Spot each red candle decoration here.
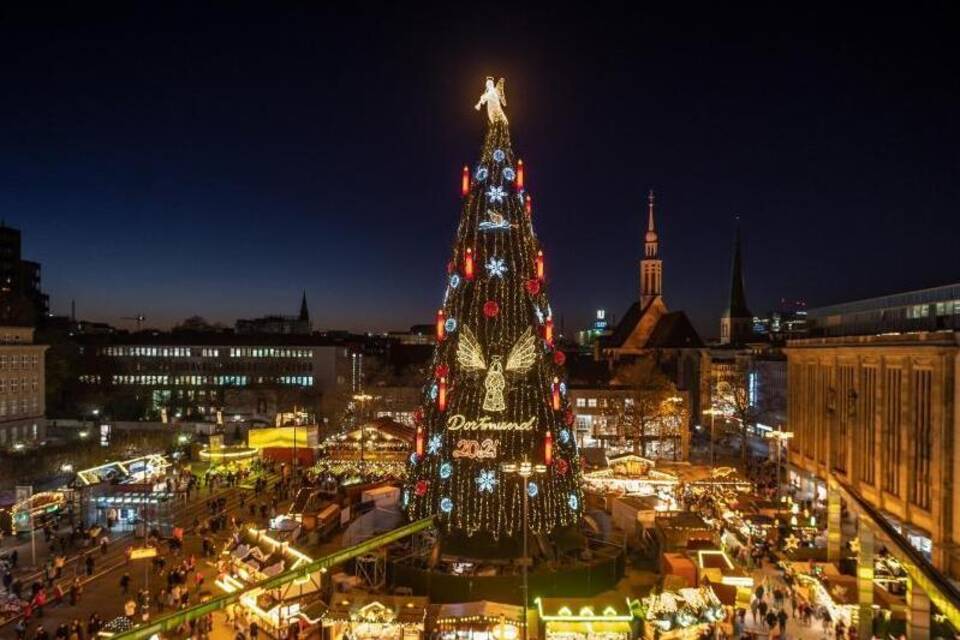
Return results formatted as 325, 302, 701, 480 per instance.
436, 309, 446, 342
544, 318, 554, 346
553, 350, 566, 366
524, 194, 532, 217
552, 376, 561, 411
525, 278, 541, 295
535, 250, 545, 281
483, 300, 500, 318
517, 159, 525, 189
461, 165, 470, 196
415, 479, 429, 496
544, 429, 553, 466
438, 376, 447, 412
416, 425, 425, 458
464, 248, 475, 281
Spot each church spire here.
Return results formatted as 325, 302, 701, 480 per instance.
719, 219, 754, 345
640, 189, 663, 307
298, 290, 310, 323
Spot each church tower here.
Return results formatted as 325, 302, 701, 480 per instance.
719, 222, 754, 345
640, 190, 663, 307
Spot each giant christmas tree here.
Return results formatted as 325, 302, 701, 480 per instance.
404, 78, 582, 550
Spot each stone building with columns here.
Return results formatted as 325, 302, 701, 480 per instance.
786, 284, 960, 637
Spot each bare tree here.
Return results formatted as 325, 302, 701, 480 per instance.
715, 361, 780, 463
605, 358, 685, 459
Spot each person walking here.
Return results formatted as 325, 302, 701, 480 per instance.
120, 572, 130, 595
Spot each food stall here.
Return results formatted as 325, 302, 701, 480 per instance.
433, 600, 525, 640
641, 587, 725, 640
535, 594, 636, 640
654, 513, 719, 554
321, 594, 428, 640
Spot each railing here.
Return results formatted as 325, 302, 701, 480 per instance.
833, 478, 960, 629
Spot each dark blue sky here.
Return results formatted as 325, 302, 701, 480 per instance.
2, 4, 957, 338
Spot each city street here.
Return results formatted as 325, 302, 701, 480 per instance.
1, 473, 283, 638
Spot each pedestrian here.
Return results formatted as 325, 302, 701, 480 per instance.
120, 572, 130, 595
84, 555, 94, 577
249, 620, 259, 639
33, 625, 50, 640
777, 608, 788, 633
99, 535, 109, 556
15, 618, 26, 640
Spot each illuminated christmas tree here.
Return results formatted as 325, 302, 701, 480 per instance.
404, 78, 582, 550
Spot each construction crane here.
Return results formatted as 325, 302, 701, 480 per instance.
121, 314, 146, 331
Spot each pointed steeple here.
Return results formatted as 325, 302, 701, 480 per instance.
640, 189, 663, 307
298, 290, 310, 323
719, 219, 753, 344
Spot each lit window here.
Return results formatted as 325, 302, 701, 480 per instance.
587, 398, 597, 408
575, 398, 585, 408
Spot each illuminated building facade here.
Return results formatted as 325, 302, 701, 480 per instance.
786, 328, 960, 579
0, 326, 47, 447
0, 224, 49, 326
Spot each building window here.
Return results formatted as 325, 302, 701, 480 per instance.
587, 398, 597, 408
882, 368, 902, 496
910, 369, 932, 510
859, 367, 877, 486
575, 398, 585, 408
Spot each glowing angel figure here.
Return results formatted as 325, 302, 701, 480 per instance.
457, 325, 537, 412
475, 77, 508, 124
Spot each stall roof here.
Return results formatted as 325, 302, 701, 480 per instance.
436, 600, 524, 624
324, 594, 428, 625
535, 593, 636, 620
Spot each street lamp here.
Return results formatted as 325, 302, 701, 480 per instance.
764, 427, 794, 501
352, 393, 374, 471
702, 407, 722, 466
500, 458, 546, 640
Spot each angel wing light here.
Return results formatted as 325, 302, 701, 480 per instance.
456, 326, 537, 413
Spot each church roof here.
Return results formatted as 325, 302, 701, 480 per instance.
600, 301, 704, 351
646, 311, 705, 348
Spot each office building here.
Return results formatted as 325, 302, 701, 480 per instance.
0, 326, 46, 446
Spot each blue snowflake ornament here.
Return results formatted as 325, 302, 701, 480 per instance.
427, 434, 442, 455
486, 185, 506, 203
440, 497, 454, 513
475, 166, 489, 181
493, 149, 506, 163
486, 257, 507, 278
568, 493, 579, 511
527, 482, 539, 498
559, 429, 571, 444
476, 469, 497, 493
439, 462, 452, 479
503, 167, 515, 182
449, 274, 461, 289
429, 384, 438, 400
444, 317, 458, 333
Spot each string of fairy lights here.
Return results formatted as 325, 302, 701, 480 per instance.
403, 118, 583, 540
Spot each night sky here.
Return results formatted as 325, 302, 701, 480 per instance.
1, 4, 957, 338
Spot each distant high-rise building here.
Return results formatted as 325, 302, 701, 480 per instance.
0, 224, 49, 326
719, 223, 753, 345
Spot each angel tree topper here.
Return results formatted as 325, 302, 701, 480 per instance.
404, 78, 582, 549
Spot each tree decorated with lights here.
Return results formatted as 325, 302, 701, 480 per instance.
403, 78, 582, 548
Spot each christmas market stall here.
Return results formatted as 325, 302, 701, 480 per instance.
692, 549, 753, 590
216, 525, 324, 636
198, 444, 260, 478
653, 513, 718, 554
432, 600, 525, 640
582, 454, 679, 505
311, 417, 413, 485
641, 587, 725, 640
535, 594, 637, 640
321, 594, 428, 640
76, 454, 177, 535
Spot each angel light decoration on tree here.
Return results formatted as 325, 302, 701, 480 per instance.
404, 78, 582, 550
475, 76, 508, 124
457, 326, 537, 412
